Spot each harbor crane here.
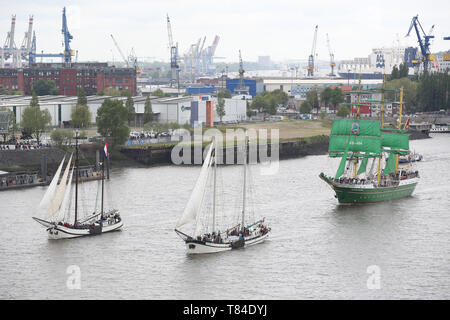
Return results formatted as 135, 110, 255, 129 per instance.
61, 7, 73, 63
29, 7, 73, 65
326, 33, 336, 77
110, 34, 129, 67
307, 25, 318, 77
234, 50, 248, 95
166, 14, 179, 88
405, 15, 434, 72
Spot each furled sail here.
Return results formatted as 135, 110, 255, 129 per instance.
39, 156, 65, 210
357, 157, 369, 175
329, 120, 382, 158
175, 144, 213, 234
335, 148, 349, 179
46, 153, 73, 218
383, 154, 396, 175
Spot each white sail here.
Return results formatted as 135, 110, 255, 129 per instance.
176, 144, 213, 234
56, 165, 74, 223
39, 156, 65, 210
46, 153, 73, 218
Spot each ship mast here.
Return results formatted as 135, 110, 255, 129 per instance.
354, 71, 362, 178
212, 137, 216, 234
395, 87, 404, 174
377, 74, 386, 185
74, 130, 79, 225
241, 135, 247, 233
101, 151, 105, 218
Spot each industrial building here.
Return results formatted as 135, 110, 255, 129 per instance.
0, 94, 247, 128
0, 63, 137, 96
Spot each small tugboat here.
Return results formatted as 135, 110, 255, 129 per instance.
33, 132, 123, 239
319, 77, 420, 204
175, 136, 270, 254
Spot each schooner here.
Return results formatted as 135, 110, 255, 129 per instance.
33, 132, 123, 239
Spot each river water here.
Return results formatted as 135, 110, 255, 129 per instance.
1, 134, 449, 299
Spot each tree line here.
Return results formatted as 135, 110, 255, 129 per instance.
386, 63, 449, 114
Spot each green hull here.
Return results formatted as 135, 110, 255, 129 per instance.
319, 173, 418, 204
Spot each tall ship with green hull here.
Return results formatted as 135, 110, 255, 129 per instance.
320, 84, 419, 204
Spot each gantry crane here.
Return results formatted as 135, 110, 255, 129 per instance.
326, 33, 336, 77
406, 15, 434, 72
307, 25, 318, 77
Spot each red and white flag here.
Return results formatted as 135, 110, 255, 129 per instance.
104, 140, 108, 158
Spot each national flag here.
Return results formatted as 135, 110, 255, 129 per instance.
104, 140, 108, 158
404, 118, 410, 130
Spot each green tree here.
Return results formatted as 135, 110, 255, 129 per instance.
51, 129, 73, 146
71, 104, 92, 128
330, 87, 345, 109
300, 101, 312, 114
32, 79, 59, 95
216, 97, 226, 123
218, 89, 232, 99
102, 87, 121, 97
320, 87, 333, 108
21, 92, 52, 144
143, 96, 154, 124
336, 106, 350, 117
77, 87, 88, 105
386, 77, 418, 113
251, 96, 268, 113
152, 89, 165, 97
96, 98, 130, 146
416, 71, 450, 112
0, 85, 7, 95
125, 93, 136, 126
319, 110, 326, 120
271, 89, 289, 106
246, 100, 253, 118
306, 89, 320, 110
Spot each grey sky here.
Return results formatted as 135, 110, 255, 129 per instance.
1, 0, 449, 64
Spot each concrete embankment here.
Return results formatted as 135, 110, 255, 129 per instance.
119, 135, 330, 165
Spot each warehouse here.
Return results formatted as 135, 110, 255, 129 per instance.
0, 94, 247, 128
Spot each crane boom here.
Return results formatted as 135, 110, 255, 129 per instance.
110, 34, 129, 67
326, 33, 336, 76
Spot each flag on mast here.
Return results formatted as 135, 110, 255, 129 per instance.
104, 140, 108, 158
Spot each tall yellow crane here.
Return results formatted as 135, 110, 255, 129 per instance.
326, 33, 336, 77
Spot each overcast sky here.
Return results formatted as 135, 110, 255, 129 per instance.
1, 0, 449, 64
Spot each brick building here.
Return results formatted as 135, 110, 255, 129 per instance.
0, 63, 136, 96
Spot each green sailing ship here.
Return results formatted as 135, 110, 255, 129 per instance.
319, 82, 420, 204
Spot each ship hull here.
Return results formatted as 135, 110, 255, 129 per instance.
184, 233, 270, 254
320, 174, 418, 204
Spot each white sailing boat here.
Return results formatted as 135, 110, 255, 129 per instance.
32, 132, 123, 239
174, 136, 271, 254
